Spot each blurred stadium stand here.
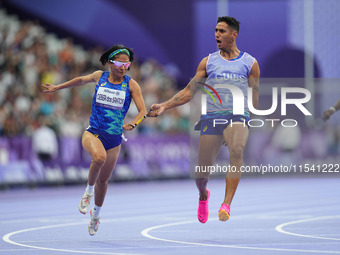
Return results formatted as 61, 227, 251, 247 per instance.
0, 3, 190, 186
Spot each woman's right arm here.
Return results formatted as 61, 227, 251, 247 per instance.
42, 70, 102, 93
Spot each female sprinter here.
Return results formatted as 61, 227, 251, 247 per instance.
42, 45, 147, 236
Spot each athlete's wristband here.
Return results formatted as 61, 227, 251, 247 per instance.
329, 107, 336, 113
129, 123, 136, 129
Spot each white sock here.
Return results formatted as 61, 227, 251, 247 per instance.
86, 184, 94, 195
93, 205, 101, 218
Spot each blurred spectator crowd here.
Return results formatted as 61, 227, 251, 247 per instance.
0, 9, 190, 139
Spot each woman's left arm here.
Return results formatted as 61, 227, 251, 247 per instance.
123, 79, 147, 131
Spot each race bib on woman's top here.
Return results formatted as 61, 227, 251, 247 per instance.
96, 87, 126, 110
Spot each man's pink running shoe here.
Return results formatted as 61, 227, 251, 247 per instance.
218, 203, 230, 221
197, 189, 210, 223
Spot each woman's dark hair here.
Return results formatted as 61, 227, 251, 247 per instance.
99, 44, 134, 66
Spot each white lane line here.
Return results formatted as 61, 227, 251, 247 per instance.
275, 215, 340, 241
2, 220, 145, 255
141, 217, 340, 254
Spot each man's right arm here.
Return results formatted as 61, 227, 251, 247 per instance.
150, 57, 208, 116
323, 99, 340, 121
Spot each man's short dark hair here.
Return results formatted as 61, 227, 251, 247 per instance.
217, 16, 240, 33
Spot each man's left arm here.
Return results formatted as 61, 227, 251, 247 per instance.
248, 59, 260, 109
